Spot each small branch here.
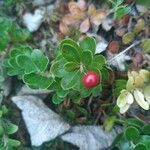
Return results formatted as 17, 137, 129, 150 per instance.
88, 95, 93, 114
107, 41, 140, 65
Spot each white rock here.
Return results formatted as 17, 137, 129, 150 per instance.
102, 18, 113, 31
136, 5, 147, 13
61, 126, 121, 150
32, 0, 53, 6
23, 9, 45, 32
12, 95, 70, 146
108, 53, 130, 71
95, 41, 108, 54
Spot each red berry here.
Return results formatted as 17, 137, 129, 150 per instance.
82, 72, 100, 89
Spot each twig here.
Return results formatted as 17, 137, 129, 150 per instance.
88, 95, 93, 114
107, 41, 140, 64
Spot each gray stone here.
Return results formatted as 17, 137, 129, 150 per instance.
61, 126, 121, 150
12, 95, 70, 146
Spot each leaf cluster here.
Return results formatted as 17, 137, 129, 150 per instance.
0, 17, 31, 52
0, 105, 21, 150
108, 0, 131, 19
3, 45, 53, 89
3, 36, 108, 104
112, 118, 150, 150
50, 37, 107, 104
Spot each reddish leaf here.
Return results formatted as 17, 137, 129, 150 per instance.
80, 18, 90, 33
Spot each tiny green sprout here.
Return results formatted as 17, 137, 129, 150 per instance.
108, 0, 131, 19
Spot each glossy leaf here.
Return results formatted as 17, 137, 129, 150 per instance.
62, 44, 81, 62
31, 49, 49, 72
122, 32, 134, 45
64, 62, 80, 72
23, 73, 53, 89
81, 50, 93, 67
8, 139, 21, 147
80, 37, 96, 54
60, 38, 81, 53
134, 143, 147, 150
61, 70, 81, 90
16, 55, 38, 74
50, 58, 68, 78
4, 122, 18, 135
52, 94, 64, 104
125, 126, 140, 141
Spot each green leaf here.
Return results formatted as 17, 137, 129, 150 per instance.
1, 105, 8, 115
117, 0, 124, 5
10, 48, 23, 57
8, 58, 24, 73
50, 58, 68, 78
115, 6, 131, 19
56, 88, 69, 98
111, 132, 124, 147
60, 38, 81, 53
23, 73, 53, 89
31, 49, 49, 72
125, 118, 145, 129
10, 28, 30, 42
134, 143, 147, 150
5, 122, 18, 134
0, 125, 4, 136
9, 23, 30, 42
125, 126, 140, 141
16, 55, 38, 74
76, 106, 88, 116
0, 32, 9, 51
81, 51, 93, 68
64, 62, 80, 72
8, 139, 21, 147
0, 17, 12, 32
104, 116, 116, 132
10, 46, 32, 57
52, 94, 64, 104
142, 125, 150, 135
3, 58, 24, 76
62, 44, 81, 62
80, 37, 96, 54
91, 83, 102, 97
61, 70, 81, 90
73, 79, 92, 98
135, 0, 149, 5
122, 32, 135, 45
65, 109, 76, 121
138, 135, 150, 149
118, 140, 133, 150
69, 91, 81, 104
114, 79, 127, 97
101, 67, 109, 81
141, 39, 150, 53
92, 55, 106, 69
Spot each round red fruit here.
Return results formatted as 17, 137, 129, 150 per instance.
82, 72, 100, 89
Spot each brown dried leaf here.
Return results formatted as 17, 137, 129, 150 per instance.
62, 15, 78, 25
59, 22, 70, 35
108, 40, 120, 54
72, 11, 85, 20
90, 9, 106, 26
79, 18, 90, 33
68, 1, 81, 15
